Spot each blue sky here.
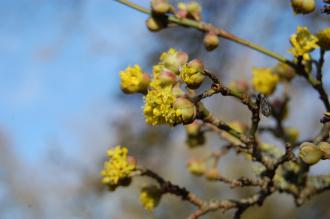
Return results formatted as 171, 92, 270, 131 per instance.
0, 0, 153, 162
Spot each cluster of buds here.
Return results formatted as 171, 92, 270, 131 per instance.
119, 48, 208, 126
299, 142, 330, 165
146, 1, 203, 32
176, 1, 202, 21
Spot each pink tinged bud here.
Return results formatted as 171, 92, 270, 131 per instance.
151, 0, 171, 14
229, 80, 249, 94
176, 9, 188, 18
159, 69, 177, 86
188, 59, 204, 72
127, 155, 137, 166
176, 51, 189, 65
174, 97, 196, 124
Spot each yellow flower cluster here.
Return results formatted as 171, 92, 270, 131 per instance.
100, 146, 136, 186
252, 67, 279, 96
289, 26, 319, 60
119, 65, 150, 94
139, 185, 162, 211
144, 86, 179, 126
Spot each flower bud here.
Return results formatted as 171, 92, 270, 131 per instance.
205, 168, 220, 180
187, 159, 205, 176
174, 97, 196, 124
272, 62, 296, 81
291, 0, 316, 14
299, 142, 322, 165
151, 0, 171, 14
187, 2, 202, 21
203, 32, 219, 51
160, 49, 189, 74
180, 59, 205, 89
139, 185, 162, 211
318, 141, 330, 159
285, 127, 299, 143
146, 17, 165, 32
317, 27, 330, 51
229, 80, 249, 94
172, 84, 185, 97
185, 121, 206, 147
159, 69, 177, 86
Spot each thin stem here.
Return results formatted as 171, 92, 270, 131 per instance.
115, 0, 293, 65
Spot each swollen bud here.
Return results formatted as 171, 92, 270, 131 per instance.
146, 17, 165, 32
151, 0, 171, 14
203, 32, 219, 51
180, 59, 205, 89
160, 49, 189, 74
291, 0, 316, 14
272, 62, 296, 81
229, 80, 249, 94
187, 159, 205, 176
174, 97, 196, 124
159, 69, 177, 86
299, 142, 322, 165
317, 27, 330, 51
318, 141, 330, 159
185, 121, 206, 147
205, 168, 220, 181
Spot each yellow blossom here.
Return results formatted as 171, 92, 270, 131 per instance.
119, 65, 150, 94
143, 86, 179, 126
139, 185, 162, 211
252, 67, 279, 96
180, 59, 205, 89
100, 146, 136, 187
289, 26, 319, 60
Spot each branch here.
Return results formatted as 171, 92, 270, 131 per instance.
114, 0, 293, 65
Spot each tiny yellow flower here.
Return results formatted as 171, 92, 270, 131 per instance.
120, 65, 150, 94
100, 146, 136, 187
143, 86, 179, 126
252, 67, 279, 96
316, 27, 330, 51
139, 185, 162, 211
289, 26, 319, 60
180, 59, 205, 89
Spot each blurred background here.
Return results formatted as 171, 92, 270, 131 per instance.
0, 0, 330, 218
